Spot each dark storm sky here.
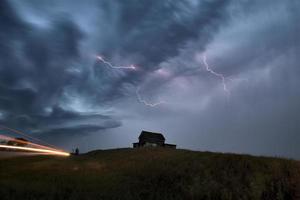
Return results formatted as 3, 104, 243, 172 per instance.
0, 0, 299, 158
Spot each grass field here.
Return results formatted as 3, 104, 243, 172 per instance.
0, 148, 299, 200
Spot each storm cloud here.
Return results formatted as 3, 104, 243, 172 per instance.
0, 0, 299, 158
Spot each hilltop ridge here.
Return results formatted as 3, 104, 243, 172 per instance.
0, 148, 299, 200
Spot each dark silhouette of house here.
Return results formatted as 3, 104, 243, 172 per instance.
133, 130, 176, 148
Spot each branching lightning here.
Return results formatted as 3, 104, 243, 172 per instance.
95, 55, 165, 108
136, 87, 165, 107
96, 55, 136, 70
202, 54, 230, 96
95, 53, 239, 107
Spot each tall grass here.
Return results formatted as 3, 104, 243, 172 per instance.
0, 148, 299, 200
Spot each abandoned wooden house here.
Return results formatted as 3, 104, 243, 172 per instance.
133, 130, 176, 148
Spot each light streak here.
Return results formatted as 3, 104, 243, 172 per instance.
96, 56, 136, 70
0, 145, 70, 156
136, 87, 165, 107
0, 125, 63, 151
202, 54, 230, 96
0, 134, 58, 151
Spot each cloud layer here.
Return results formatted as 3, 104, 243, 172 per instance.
0, 0, 299, 158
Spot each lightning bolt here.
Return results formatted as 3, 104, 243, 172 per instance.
95, 53, 243, 106
95, 55, 165, 107
136, 87, 166, 107
202, 54, 230, 96
96, 55, 136, 70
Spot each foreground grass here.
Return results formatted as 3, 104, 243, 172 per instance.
0, 148, 299, 200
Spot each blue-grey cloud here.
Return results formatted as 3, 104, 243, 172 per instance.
0, 0, 299, 158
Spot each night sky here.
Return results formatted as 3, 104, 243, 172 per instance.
0, 0, 299, 159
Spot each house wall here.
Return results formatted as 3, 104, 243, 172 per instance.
164, 144, 176, 149
139, 139, 164, 146
144, 142, 158, 147
133, 143, 139, 148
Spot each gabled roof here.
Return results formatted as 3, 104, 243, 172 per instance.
139, 130, 165, 142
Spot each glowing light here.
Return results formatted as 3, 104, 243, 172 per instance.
0, 134, 58, 151
202, 54, 230, 96
96, 55, 136, 70
136, 87, 165, 107
0, 144, 70, 156
155, 68, 171, 77
0, 125, 63, 151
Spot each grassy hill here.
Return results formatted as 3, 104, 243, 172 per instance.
0, 148, 299, 200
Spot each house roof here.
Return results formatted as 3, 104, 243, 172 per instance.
139, 130, 165, 142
